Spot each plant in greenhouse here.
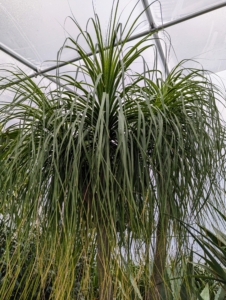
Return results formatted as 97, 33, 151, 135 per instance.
0, 1, 225, 299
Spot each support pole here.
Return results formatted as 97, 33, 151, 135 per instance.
141, 0, 170, 76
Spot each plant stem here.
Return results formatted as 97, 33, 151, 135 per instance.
150, 209, 169, 300
97, 223, 113, 300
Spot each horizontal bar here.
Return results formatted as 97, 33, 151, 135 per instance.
157, 1, 226, 30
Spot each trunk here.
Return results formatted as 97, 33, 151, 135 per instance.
145, 239, 152, 300
149, 210, 169, 300
97, 224, 113, 300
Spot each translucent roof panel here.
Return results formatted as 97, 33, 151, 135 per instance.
0, 0, 149, 69
150, 0, 226, 25
158, 6, 226, 72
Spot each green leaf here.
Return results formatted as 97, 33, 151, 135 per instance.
215, 286, 226, 300
200, 284, 210, 300
129, 275, 143, 300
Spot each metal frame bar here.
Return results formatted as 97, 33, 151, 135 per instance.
1, 1, 226, 81
157, 1, 226, 30
0, 42, 39, 73
129, 1, 226, 41
141, 0, 169, 76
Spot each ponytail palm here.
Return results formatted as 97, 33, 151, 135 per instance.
138, 67, 225, 298
0, 2, 225, 299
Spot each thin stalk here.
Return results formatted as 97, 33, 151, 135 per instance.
145, 236, 151, 300
150, 209, 170, 300
97, 223, 113, 300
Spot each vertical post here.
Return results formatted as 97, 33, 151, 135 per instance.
141, 0, 170, 77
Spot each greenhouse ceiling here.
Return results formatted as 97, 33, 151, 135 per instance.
1, 0, 226, 80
